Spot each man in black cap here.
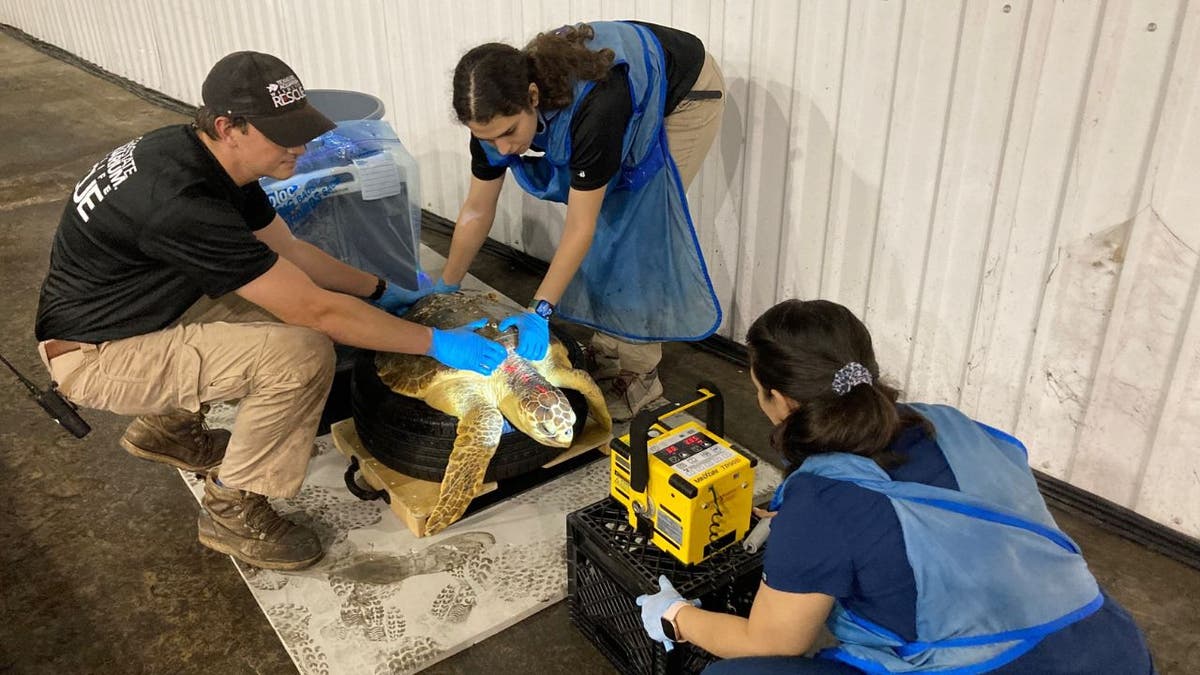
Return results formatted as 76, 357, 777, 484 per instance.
33, 51, 507, 570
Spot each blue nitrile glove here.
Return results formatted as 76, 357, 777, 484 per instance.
635, 575, 701, 652
497, 311, 549, 361
429, 277, 461, 295
375, 280, 434, 315
427, 319, 507, 375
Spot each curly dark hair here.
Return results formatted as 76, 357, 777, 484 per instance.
452, 23, 615, 124
746, 299, 932, 472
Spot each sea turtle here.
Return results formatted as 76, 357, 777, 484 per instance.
375, 290, 612, 535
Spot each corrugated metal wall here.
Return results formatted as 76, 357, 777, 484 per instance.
3, 0, 1197, 538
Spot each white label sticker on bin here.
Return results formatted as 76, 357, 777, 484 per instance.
353, 153, 403, 200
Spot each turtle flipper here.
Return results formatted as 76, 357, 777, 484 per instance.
423, 384, 504, 536
375, 351, 439, 398
535, 342, 613, 436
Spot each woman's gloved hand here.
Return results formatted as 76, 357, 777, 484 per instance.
636, 575, 700, 652
374, 280, 434, 315
429, 278, 462, 295
497, 312, 549, 361
426, 319, 507, 375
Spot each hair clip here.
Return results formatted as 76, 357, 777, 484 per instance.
832, 362, 873, 396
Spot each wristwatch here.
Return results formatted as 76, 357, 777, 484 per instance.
660, 600, 689, 643
531, 298, 555, 319
367, 277, 387, 301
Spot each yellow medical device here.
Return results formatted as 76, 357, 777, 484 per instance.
608, 383, 756, 565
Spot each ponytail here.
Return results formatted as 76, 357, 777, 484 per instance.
524, 24, 614, 109
747, 299, 931, 471
770, 375, 915, 470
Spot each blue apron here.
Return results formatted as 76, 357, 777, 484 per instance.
480, 21, 721, 341
769, 404, 1102, 674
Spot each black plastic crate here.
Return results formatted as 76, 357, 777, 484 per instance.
567, 497, 764, 675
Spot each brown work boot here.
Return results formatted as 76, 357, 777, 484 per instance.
197, 473, 323, 570
120, 405, 229, 474
604, 369, 665, 422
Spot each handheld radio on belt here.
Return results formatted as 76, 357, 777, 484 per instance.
0, 351, 91, 438
609, 383, 755, 565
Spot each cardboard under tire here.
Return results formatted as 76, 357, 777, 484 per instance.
332, 417, 611, 537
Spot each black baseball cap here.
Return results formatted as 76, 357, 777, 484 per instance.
202, 51, 336, 147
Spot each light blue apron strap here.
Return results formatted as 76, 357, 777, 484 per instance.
975, 421, 1028, 458
840, 606, 908, 643
895, 495, 1079, 553
768, 468, 800, 511
822, 641, 1045, 675
624, 21, 654, 115
895, 594, 1103, 656
823, 594, 1102, 674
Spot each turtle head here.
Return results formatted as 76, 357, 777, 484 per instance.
497, 368, 576, 448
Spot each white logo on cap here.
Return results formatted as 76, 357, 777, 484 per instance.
267, 75, 305, 108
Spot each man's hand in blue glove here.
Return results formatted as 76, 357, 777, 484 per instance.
497, 311, 549, 361
429, 278, 461, 296
426, 319, 507, 375
374, 279, 433, 316
635, 575, 701, 652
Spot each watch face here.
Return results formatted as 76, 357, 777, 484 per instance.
660, 616, 677, 642
534, 299, 554, 318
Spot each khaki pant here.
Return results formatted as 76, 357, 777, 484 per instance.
664, 51, 726, 189
596, 52, 726, 373
39, 295, 335, 498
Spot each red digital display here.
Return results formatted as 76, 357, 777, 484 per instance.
655, 430, 718, 466
662, 432, 713, 455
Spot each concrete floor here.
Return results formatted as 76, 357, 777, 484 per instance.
1, 31, 1196, 674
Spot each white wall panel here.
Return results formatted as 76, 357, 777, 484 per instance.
2, 0, 1197, 538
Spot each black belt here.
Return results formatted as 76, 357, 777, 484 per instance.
683, 90, 723, 101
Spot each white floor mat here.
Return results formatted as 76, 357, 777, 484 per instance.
184, 413, 780, 675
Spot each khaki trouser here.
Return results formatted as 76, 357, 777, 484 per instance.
664, 51, 727, 187
38, 294, 335, 497
594, 52, 726, 374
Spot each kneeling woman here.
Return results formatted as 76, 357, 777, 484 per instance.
637, 299, 1155, 674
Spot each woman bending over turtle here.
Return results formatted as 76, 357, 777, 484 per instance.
430, 21, 726, 422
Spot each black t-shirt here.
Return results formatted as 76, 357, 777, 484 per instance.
471, 22, 705, 191
35, 125, 278, 343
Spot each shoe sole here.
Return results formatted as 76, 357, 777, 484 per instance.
197, 514, 324, 571
120, 437, 221, 475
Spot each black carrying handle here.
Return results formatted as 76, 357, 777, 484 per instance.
628, 383, 726, 495
628, 407, 660, 495
344, 456, 390, 503
696, 380, 725, 438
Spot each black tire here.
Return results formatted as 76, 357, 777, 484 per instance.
351, 328, 589, 482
